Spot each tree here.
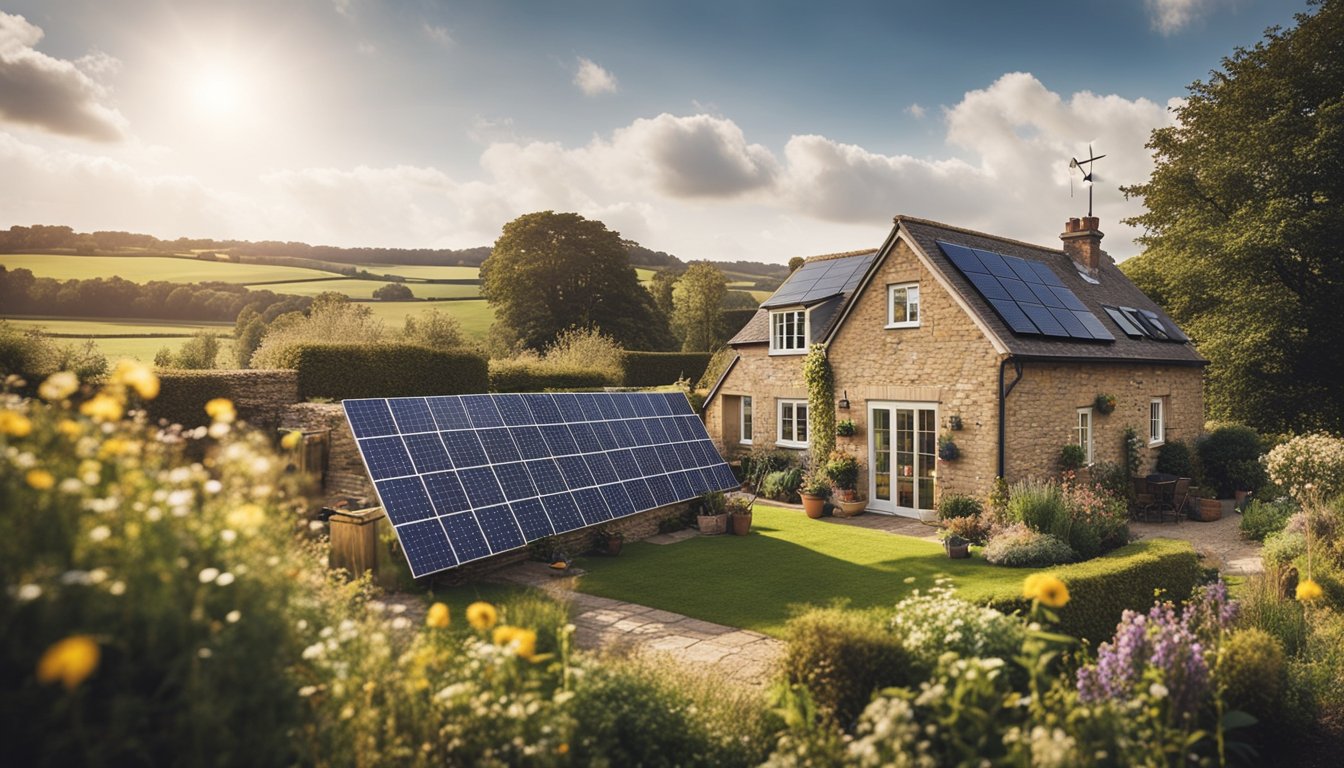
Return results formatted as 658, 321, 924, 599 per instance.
372, 283, 414, 301
1121, 0, 1344, 433
233, 306, 266, 368
670, 262, 727, 352
480, 211, 674, 351
649, 268, 681, 318
401, 308, 464, 350
788, 256, 805, 273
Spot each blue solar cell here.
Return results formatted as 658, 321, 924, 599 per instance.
648, 393, 674, 416
938, 241, 988, 274
522, 394, 563, 424
632, 446, 665, 476
1000, 277, 1039, 304
492, 395, 535, 426
588, 421, 617, 446
643, 418, 670, 444
509, 426, 551, 460
661, 417, 688, 441
567, 422, 602, 453
607, 420, 637, 448
540, 494, 584, 533
657, 444, 685, 470
439, 512, 490, 562
710, 463, 740, 490
494, 462, 538, 501
388, 398, 436, 433
682, 415, 710, 439
508, 498, 554, 539
584, 453, 620, 485
422, 471, 470, 515
967, 272, 1011, 300
1051, 286, 1089, 312
1028, 282, 1066, 308
457, 467, 506, 507
345, 399, 398, 438
554, 455, 596, 489
476, 428, 521, 464
1075, 311, 1116, 341
396, 519, 457, 576
631, 394, 658, 418
538, 424, 580, 456
1029, 261, 1066, 287
690, 439, 721, 467
625, 419, 653, 446
575, 393, 605, 421
685, 469, 712, 495
662, 392, 692, 415
612, 395, 639, 419
674, 442, 699, 469
599, 484, 636, 518
646, 474, 678, 507
427, 396, 472, 431
473, 504, 524, 552
593, 393, 622, 420
461, 394, 504, 428
572, 487, 613, 524
1020, 303, 1069, 336
360, 436, 416, 480
1104, 306, 1144, 337
987, 299, 1039, 334
1005, 254, 1041, 284
609, 449, 643, 480
524, 458, 567, 495
973, 249, 1017, 279
552, 393, 587, 422
376, 477, 437, 523
623, 479, 657, 511
668, 470, 695, 500
439, 430, 488, 468
1049, 307, 1092, 339
403, 433, 452, 474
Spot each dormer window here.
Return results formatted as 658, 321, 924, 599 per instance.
769, 309, 807, 354
886, 283, 920, 328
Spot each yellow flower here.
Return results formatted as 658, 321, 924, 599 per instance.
1296, 578, 1324, 602
492, 625, 537, 661
113, 359, 160, 400
39, 371, 79, 401
1024, 573, 1070, 608
37, 635, 100, 690
281, 430, 303, 450
57, 419, 82, 439
99, 438, 130, 459
466, 601, 498, 631
426, 602, 450, 628
25, 469, 55, 490
205, 398, 236, 423
226, 503, 266, 534
80, 393, 124, 423
0, 409, 32, 437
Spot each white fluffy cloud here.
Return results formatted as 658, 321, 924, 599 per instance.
573, 57, 617, 96
1146, 0, 1217, 35
0, 12, 128, 142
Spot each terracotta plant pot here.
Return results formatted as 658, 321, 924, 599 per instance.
801, 493, 827, 519
697, 513, 727, 535
1192, 497, 1223, 522
834, 498, 867, 517
834, 488, 856, 503
944, 539, 971, 559
604, 537, 623, 556
731, 513, 752, 536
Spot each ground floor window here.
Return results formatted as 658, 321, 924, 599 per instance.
1076, 407, 1093, 464
777, 399, 808, 448
740, 396, 753, 444
1149, 398, 1165, 446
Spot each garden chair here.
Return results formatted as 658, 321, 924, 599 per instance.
1131, 477, 1155, 521
1162, 477, 1191, 523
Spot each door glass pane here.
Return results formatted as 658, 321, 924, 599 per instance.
896, 409, 914, 508
917, 409, 936, 511
872, 409, 890, 501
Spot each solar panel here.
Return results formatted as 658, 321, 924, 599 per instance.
937, 241, 1115, 342
759, 251, 877, 308
344, 392, 739, 577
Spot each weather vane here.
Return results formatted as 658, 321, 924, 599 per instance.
1069, 145, 1106, 217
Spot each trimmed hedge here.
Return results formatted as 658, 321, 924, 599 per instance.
147, 369, 298, 429
977, 538, 1203, 644
618, 352, 713, 387
293, 343, 488, 400
488, 360, 611, 393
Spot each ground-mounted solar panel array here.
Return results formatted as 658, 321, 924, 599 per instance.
936, 240, 1115, 342
344, 392, 740, 577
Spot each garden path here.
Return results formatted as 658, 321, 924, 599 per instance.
1129, 510, 1262, 575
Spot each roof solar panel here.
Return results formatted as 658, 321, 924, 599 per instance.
1104, 306, 1144, 337
1019, 302, 1069, 336
1048, 306, 1092, 339
1029, 261, 1066, 287
346, 392, 739, 577
939, 241, 987, 274
1005, 255, 1041, 284
1075, 311, 1116, 341
966, 272, 1011, 300
989, 298, 1041, 334
759, 251, 876, 308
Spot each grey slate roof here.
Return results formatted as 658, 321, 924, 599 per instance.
727, 216, 1205, 366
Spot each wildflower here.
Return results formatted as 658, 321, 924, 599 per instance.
298, 685, 318, 697
1024, 573, 1070, 608
391, 617, 411, 630
205, 398, 236, 423
226, 503, 265, 534
113, 359, 159, 400
80, 394, 124, 423
17, 584, 42, 601
466, 601, 498, 631
36, 635, 100, 690
226, 610, 241, 623
0, 409, 32, 437
39, 371, 79, 401
493, 625, 538, 661
426, 602, 450, 628
57, 419, 81, 439
1149, 682, 1168, 699
281, 430, 303, 450
89, 526, 111, 542
25, 469, 55, 490
1296, 578, 1324, 602
215, 572, 235, 586
198, 568, 220, 584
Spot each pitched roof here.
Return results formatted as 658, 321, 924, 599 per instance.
728, 249, 876, 346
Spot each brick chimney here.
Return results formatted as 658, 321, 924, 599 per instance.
1060, 216, 1104, 276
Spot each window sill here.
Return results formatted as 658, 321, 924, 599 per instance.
1148, 439, 1165, 448
885, 322, 920, 330
768, 349, 807, 356
740, 439, 753, 446
776, 440, 808, 450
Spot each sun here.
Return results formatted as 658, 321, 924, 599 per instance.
190, 67, 243, 116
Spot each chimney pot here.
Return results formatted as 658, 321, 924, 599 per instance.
1061, 218, 1104, 276
1082, 216, 1099, 231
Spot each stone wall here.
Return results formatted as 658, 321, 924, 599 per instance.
150, 369, 299, 430
281, 402, 374, 506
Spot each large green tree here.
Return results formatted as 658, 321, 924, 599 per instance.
480, 211, 674, 351
1121, 0, 1344, 433
670, 262, 727, 352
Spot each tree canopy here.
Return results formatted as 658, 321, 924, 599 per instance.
1121, 0, 1344, 433
480, 211, 674, 351
671, 262, 727, 352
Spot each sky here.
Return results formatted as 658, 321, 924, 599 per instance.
0, 0, 1313, 264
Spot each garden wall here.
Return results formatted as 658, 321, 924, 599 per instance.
281, 402, 374, 505
149, 369, 299, 430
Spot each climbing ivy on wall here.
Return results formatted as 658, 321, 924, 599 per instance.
803, 343, 835, 465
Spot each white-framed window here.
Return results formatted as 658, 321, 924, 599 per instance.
1149, 398, 1166, 446
777, 399, 809, 448
1076, 407, 1093, 465
740, 396, 753, 445
886, 283, 920, 328
769, 309, 807, 354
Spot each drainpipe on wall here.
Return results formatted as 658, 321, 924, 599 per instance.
997, 357, 1023, 479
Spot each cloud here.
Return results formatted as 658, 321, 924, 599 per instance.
0, 12, 128, 142
607, 113, 778, 197
1146, 0, 1216, 35
906, 103, 926, 119
573, 57, 617, 96
423, 23, 454, 48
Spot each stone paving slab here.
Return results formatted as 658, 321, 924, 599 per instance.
1130, 509, 1263, 575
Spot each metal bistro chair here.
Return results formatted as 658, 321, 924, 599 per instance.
1166, 477, 1192, 523
1131, 476, 1156, 521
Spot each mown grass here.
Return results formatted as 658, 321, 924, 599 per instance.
0, 253, 336, 283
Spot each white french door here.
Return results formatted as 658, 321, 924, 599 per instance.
868, 402, 937, 517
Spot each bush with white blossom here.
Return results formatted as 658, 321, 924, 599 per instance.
1263, 432, 1344, 501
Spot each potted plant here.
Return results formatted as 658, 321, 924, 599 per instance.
836, 419, 856, 437
1188, 485, 1222, 522
727, 496, 753, 535
799, 469, 831, 519
1094, 393, 1117, 415
1058, 444, 1087, 473
696, 491, 728, 535
824, 450, 860, 501
943, 533, 971, 559
596, 526, 624, 555
938, 434, 959, 462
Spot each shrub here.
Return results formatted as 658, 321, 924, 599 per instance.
1197, 424, 1264, 497
1058, 444, 1087, 472
982, 523, 1075, 567
250, 295, 387, 368
293, 343, 488, 400
1262, 529, 1307, 569
1237, 572, 1308, 656
618, 351, 713, 387
695, 345, 736, 391
1219, 628, 1286, 719
487, 360, 609, 392
371, 282, 413, 300
156, 330, 221, 370
1060, 479, 1130, 557
544, 327, 625, 385
889, 580, 1026, 676
1156, 440, 1198, 480
742, 447, 798, 487
761, 468, 802, 502
1090, 460, 1132, 504
802, 344, 835, 464
400, 307, 464, 350
1006, 479, 1068, 534
1264, 432, 1344, 502
781, 608, 910, 728
940, 513, 992, 546
823, 450, 859, 492
0, 322, 108, 381
937, 493, 983, 520
1240, 498, 1295, 542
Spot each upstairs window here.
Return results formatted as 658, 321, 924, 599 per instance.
1149, 398, 1166, 446
887, 283, 920, 328
741, 396, 753, 445
770, 309, 807, 354
777, 399, 808, 448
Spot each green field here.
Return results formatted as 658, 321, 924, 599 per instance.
359, 264, 482, 280
358, 300, 495, 338
255, 279, 480, 299
0, 254, 338, 284
4, 317, 231, 336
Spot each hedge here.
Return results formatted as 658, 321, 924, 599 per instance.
488, 360, 611, 393
293, 343, 488, 400
147, 369, 298, 429
975, 538, 1204, 645
618, 352, 713, 388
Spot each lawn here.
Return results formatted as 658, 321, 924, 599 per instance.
0, 253, 339, 283
574, 504, 1029, 637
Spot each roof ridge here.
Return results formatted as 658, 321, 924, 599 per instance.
803, 248, 877, 263
893, 214, 1068, 256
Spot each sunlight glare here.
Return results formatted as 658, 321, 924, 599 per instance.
191, 67, 243, 116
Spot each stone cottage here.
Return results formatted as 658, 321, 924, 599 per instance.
702, 215, 1206, 519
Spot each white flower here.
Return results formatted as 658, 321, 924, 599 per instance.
391, 617, 411, 630
17, 584, 42, 601
59, 478, 83, 494
198, 567, 220, 584
389, 603, 407, 614
226, 610, 241, 623
308, 520, 324, 532
166, 491, 192, 508
60, 570, 91, 585
1149, 682, 1168, 699
296, 619, 309, 631
301, 643, 324, 659
204, 479, 222, 494
198, 648, 213, 659
88, 568, 108, 584
298, 685, 318, 697
215, 572, 235, 586
220, 529, 237, 544
109, 581, 126, 596
89, 526, 111, 542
